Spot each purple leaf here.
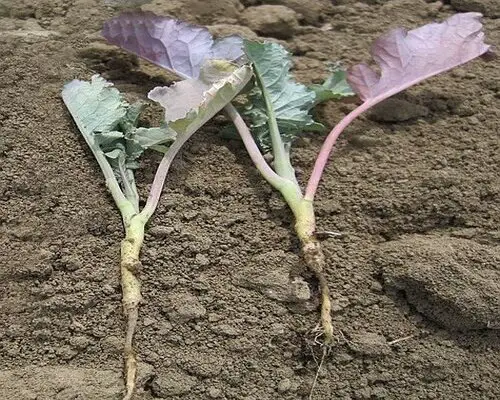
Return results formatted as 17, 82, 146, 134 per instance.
102, 11, 244, 79
347, 13, 491, 103
305, 13, 491, 202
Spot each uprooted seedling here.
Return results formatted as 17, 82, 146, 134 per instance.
62, 53, 251, 398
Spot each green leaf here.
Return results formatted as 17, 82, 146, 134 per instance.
105, 148, 123, 159
131, 126, 176, 149
62, 75, 177, 210
310, 69, 355, 104
62, 75, 177, 166
62, 75, 128, 136
241, 41, 317, 152
95, 130, 124, 148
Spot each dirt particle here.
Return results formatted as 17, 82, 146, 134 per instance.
99, 335, 123, 354
69, 335, 91, 350
55, 345, 78, 360
149, 225, 175, 238
101, 284, 115, 295
211, 323, 242, 337
11, 226, 37, 241
240, 5, 299, 39
151, 369, 198, 397
157, 321, 173, 335
143, 317, 156, 327
136, 362, 155, 390
195, 253, 210, 266
166, 291, 206, 322
354, 387, 372, 399
265, 0, 327, 25
348, 332, 391, 357
370, 98, 429, 122
143, 0, 243, 24
371, 386, 389, 398
59, 255, 83, 271
450, 0, 500, 17
180, 351, 223, 378
208, 24, 258, 40
277, 378, 292, 393
207, 386, 222, 398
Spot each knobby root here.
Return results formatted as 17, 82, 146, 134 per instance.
301, 237, 334, 345
120, 230, 143, 400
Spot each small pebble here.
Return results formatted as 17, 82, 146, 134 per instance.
277, 378, 292, 393
208, 387, 222, 398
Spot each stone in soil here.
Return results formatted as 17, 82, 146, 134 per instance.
240, 5, 299, 39
376, 235, 500, 330
348, 332, 391, 357
450, 0, 500, 17
265, 0, 330, 25
151, 369, 198, 397
166, 290, 207, 322
0, 367, 122, 400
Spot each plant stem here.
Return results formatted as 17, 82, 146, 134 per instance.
304, 100, 374, 202
224, 104, 290, 190
251, 69, 297, 184
120, 214, 146, 400
139, 134, 190, 222
263, 95, 297, 183
118, 161, 140, 213
68, 109, 129, 209
227, 103, 334, 344
293, 199, 334, 345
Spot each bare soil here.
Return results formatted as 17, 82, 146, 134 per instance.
1, 0, 499, 399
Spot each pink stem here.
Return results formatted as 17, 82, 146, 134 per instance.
304, 100, 375, 202
224, 104, 288, 190
139, 135, 189, 222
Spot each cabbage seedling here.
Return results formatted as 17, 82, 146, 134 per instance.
228, 12, 491, 344
62, 63, 251, 399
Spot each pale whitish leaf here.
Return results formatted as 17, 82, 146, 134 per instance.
148, 62, 253, 136
62, 75, 128, 136
148, 80, 207, 122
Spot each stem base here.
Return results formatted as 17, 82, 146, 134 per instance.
120, 216, 145, 400
294, 200, 334, 345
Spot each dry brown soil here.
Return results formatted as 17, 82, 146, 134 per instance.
1, 0, 499, 399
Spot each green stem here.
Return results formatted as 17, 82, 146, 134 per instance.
120, 214, 146, 400
253, 69, 298, 184
263, 94, 295, 181
224, 104, 290, 191
118, 161, 140, 213
68, 107, 129, 209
